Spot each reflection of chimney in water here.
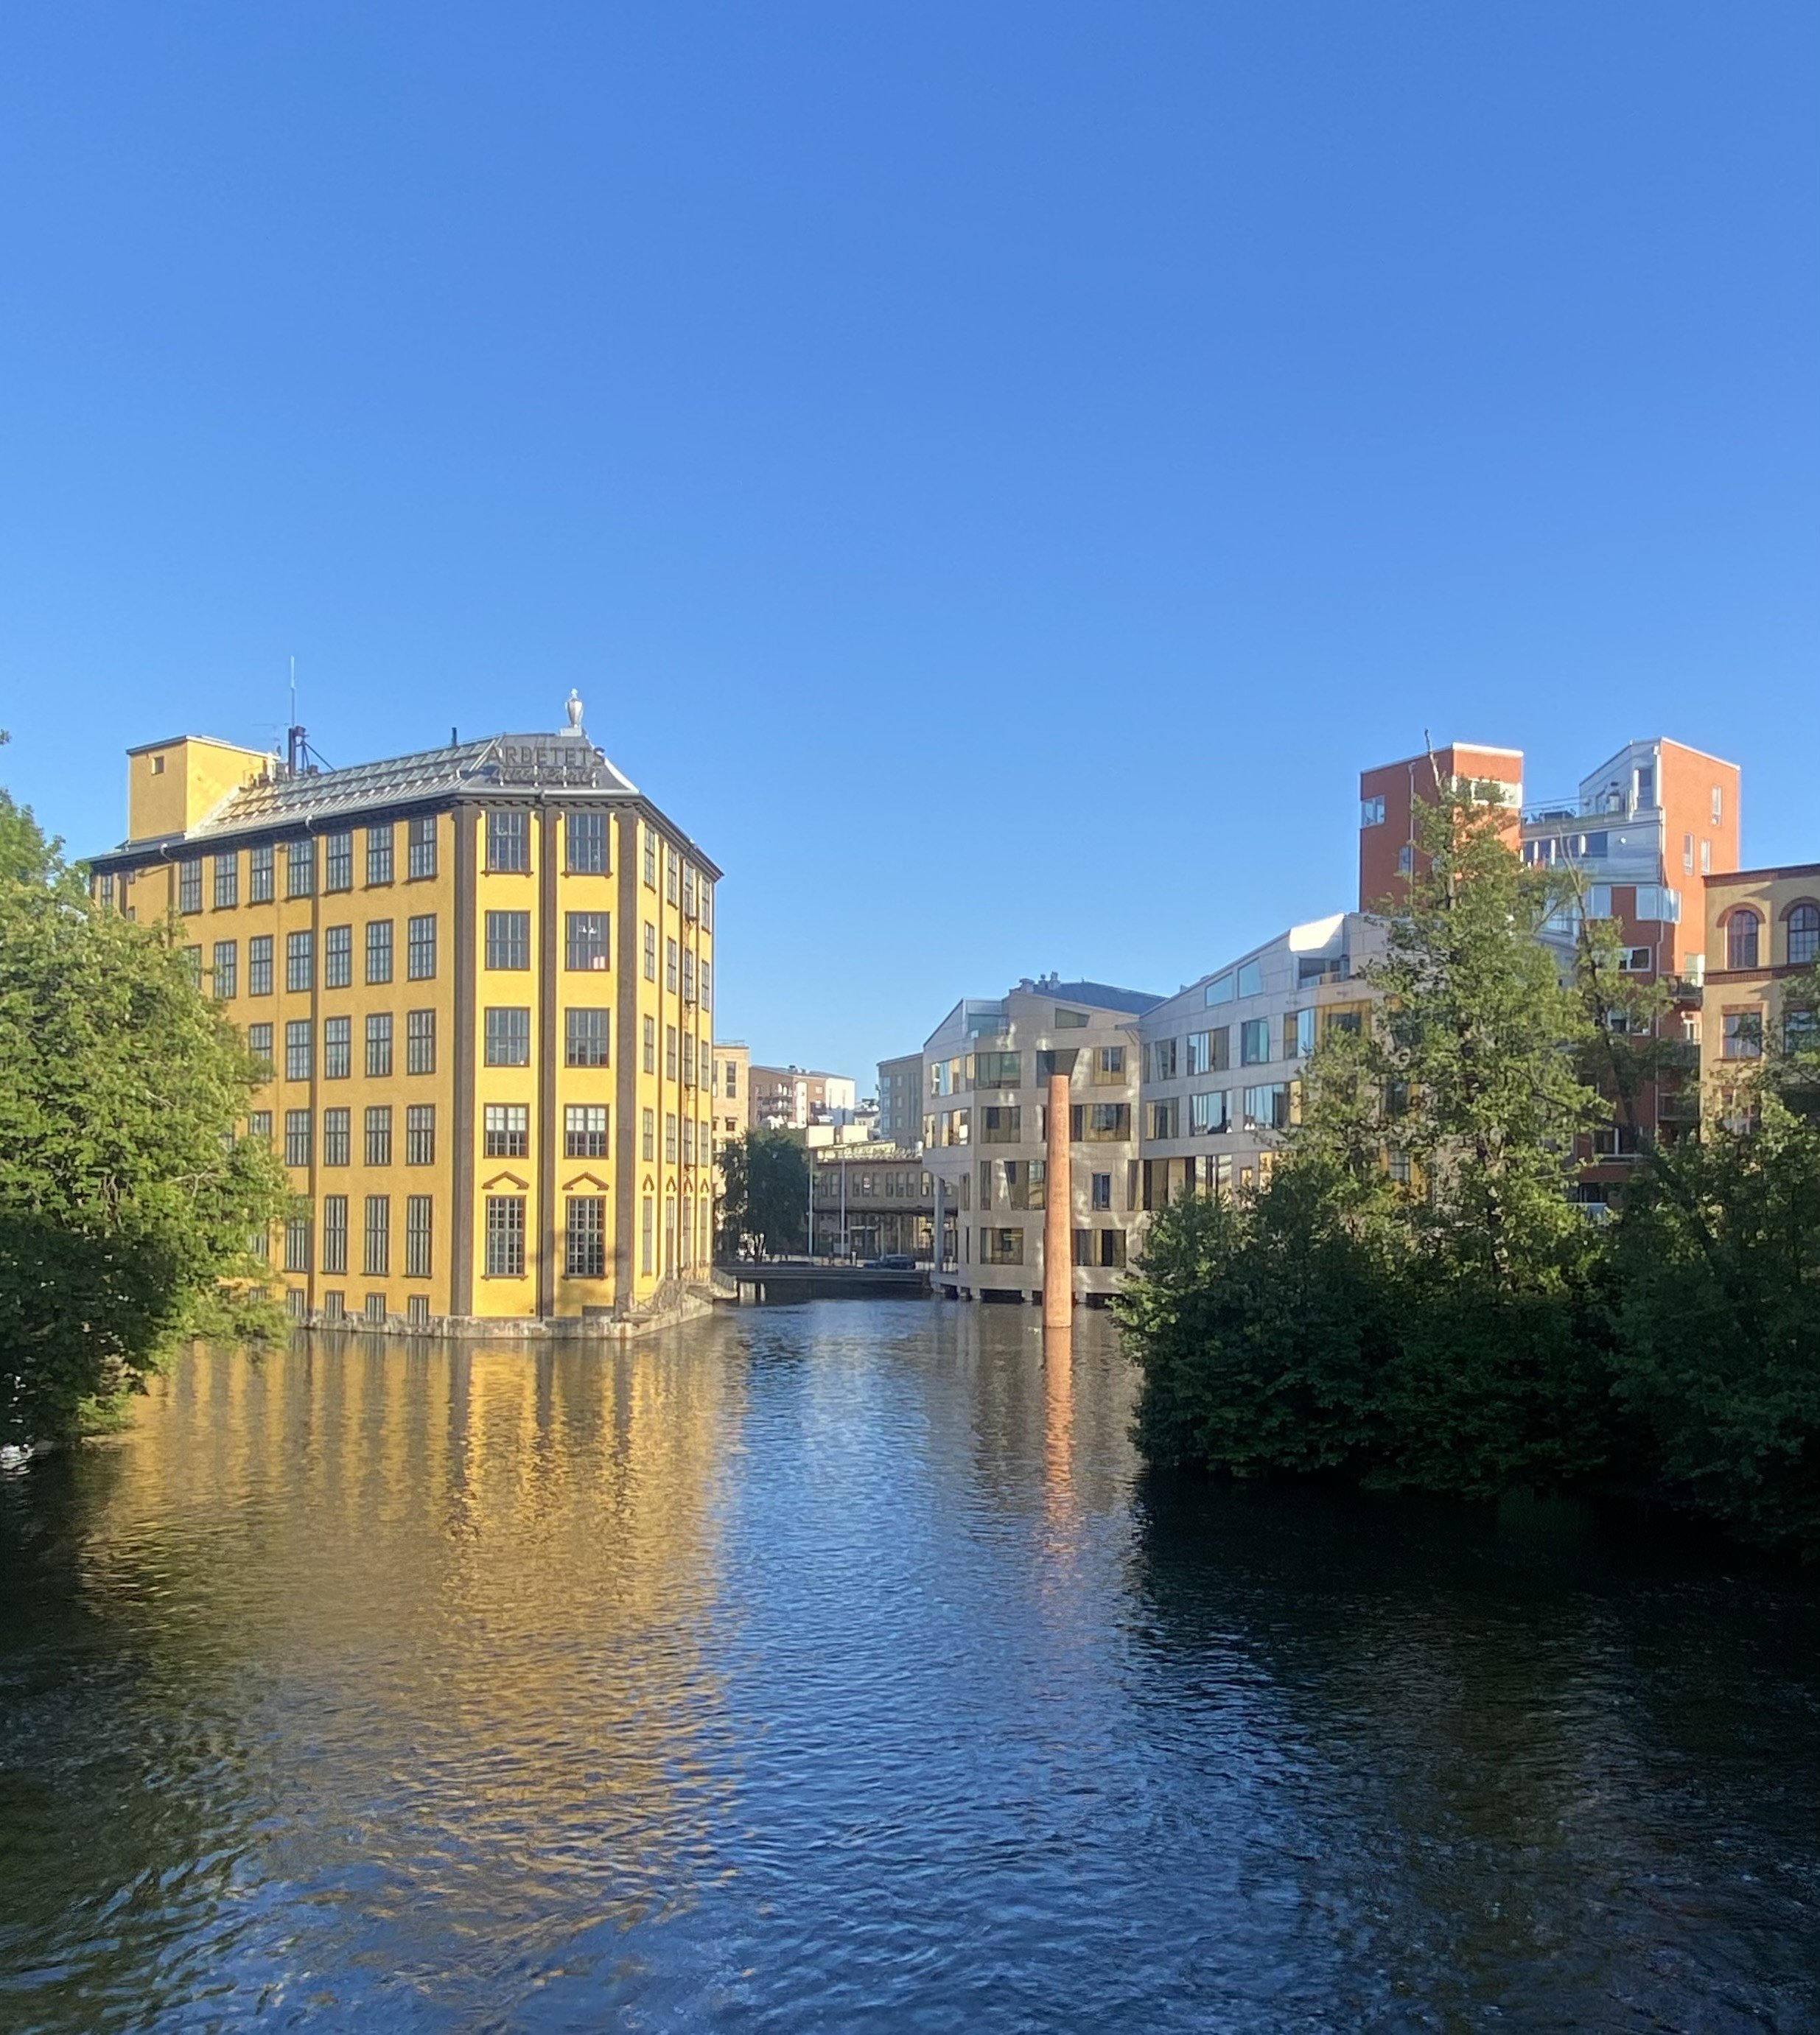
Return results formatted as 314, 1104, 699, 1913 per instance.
1043, 1322, 1074, 1521
1044, 1065, 1074, 1331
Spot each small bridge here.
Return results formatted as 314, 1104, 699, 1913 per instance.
715, 1260, 932, 1305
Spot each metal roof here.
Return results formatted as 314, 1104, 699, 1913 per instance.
91, 729, 719, 874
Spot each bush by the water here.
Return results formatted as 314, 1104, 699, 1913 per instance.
1120, 780, 1820, 1558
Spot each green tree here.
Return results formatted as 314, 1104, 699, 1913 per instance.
1608, 964, 1820, 1553
1125, 771, 1617, 1501
0, 789, 289, 1446
1121, 1156, 1393, 1477
715, 1130, 808, 1257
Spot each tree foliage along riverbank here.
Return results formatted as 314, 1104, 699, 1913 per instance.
717, 1129, 810, 1257
0, 788, 290, 1447
1119, 780, 1820, 1559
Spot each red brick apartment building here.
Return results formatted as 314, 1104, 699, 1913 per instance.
1359, 737, 1742, 1205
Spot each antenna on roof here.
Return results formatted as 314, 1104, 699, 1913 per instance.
286, 656, 308, 777
282, 656, 331, 776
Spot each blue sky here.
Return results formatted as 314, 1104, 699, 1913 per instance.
2, 3, 1815, 1085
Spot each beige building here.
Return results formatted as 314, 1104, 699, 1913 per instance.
1700, 862, 1820, 1093
920, 977, 1158, 1305
748, 1065, 858, 1129
710, 1042, 749, 1157
812, 1146, 934, 1260
875, 1051, 924, 1146
1138, 914, 1382, 1211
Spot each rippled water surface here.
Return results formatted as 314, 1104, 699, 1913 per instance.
3, 1303, 1819, 2033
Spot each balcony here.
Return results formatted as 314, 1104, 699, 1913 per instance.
1522, 794, 1660, 827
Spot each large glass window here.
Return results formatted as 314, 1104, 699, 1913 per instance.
1788, 903, 1820, 968
325, 924, 352, 989
284, 1217, 311, 1274
324, 1015, 351, 1080
178, 858, 203, 914
325, 831, 353, 892
486, 911, 531, 970
407, 814, 437, 879
407, 914, 437, 980
1239, 1019, 1271, 1065
1149, 1099, 1180, 1140
567, 810, 608, 874
485, 1195, 525, 1278
1723, 1011, 1763, 1060
366, 824, 394, 886
1242, 1083, 1292, 1132
975, 1051, 1022, 1089
248, 1023, 273, 1074
981, 1105, 1022, 1143
250, 844, 274, 902
321, 1194, 349, 1273
407, 1009, 436, 1074
567, 1008, 610, 1067
284, 1110, 312, 1168
1189, 1089, 1229, 1134
405, 1196, 433, 1278
365, 1012, 393, 1078
214, 852, 239, 909
1727, 911, 1761, 970
1074, 1102, 1129, 1141
566, 911, 609, 971
486, 810, 529, 873
366, 920, 394, 984
364, 1106, 393, 1166
323, 1108, 351, 1166
980, 1227, 1024, 1265
405, 1104, 435, 1165
287, 838, 315, 898
286, 930, 314, 993
363, 1194, 390, 1275
284, 1020, 312, 1083
484, 1104, 529, 1157
565, 1197, 607, 1278
212, 940, 237, 999
565, 1104, 609, 1157
484, 1008, 531, 1065
248, 934, 273, 997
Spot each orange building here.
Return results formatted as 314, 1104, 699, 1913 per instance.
1357, 743, 1525, 911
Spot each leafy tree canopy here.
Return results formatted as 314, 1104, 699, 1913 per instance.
0, 788, 289, 1445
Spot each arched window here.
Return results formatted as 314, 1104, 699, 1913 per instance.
1786, 901, 1820, 968
1727, 910, 1761, 970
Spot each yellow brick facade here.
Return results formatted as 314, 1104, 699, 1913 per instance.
91, 729, 719, 1331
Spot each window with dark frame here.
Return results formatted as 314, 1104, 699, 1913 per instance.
324, 1015, 351, 1080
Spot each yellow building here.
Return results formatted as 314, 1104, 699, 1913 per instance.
1701, 861, 1820, 1095
89, 703, 721, 1331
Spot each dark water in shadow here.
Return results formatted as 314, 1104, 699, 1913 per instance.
1, 1302, 1816, 2033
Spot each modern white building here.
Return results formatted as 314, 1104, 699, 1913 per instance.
1136, 913, 1384, 1211
920, 976, 1159, 1305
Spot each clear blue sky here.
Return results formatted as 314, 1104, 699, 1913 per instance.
3, 4, 1815, 1085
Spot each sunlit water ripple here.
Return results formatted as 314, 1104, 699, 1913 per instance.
2, 1301, 1817, 2032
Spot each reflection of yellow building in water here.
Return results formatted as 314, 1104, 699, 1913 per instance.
88, 702, 720, 1330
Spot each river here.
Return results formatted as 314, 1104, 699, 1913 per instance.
2, 1302, 1817, 2032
